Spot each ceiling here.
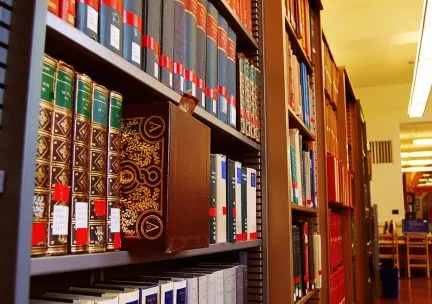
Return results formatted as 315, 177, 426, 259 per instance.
400, 122, 432, 151
322, 0, 424, 88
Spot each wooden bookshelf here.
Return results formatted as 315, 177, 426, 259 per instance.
288, 106, 316, 141
296, 289, 318, 304
291, 204, 318, 214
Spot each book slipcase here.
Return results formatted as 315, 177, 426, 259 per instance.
1, 1, 267, 303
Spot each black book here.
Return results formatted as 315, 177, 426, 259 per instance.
196, 0, 208, 108
226, 159, 236, 242
123, 0, 143, 68
173, 0, 185, 93
76, 1, 99, 40
209, 154, 217, 244
143, 0, 162, 80
99, 1, 123, 55
160, 0, 174, 88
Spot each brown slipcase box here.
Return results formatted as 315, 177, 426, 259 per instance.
120, 102, 210, 252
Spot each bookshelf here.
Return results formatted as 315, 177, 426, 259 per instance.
1, 1, 267, 303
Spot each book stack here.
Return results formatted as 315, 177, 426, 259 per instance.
31, 263, 247, 303
285, 0, 313, 61
286, 37, 316, 132
31, 54, 123, 257
226, 0, 253, 34
47, 1, 261, 142
292, 220, 321, 302
325, 100, 338, 156
288, 129, 317, 209
327, 154, 352, 207
329, 211, 342, 270
330, 265, 345, 304
324, 42, 339, 103
210, 154, 257, 244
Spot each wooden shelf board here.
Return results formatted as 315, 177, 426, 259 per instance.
45, 13, 260, 152
288, 106, 316, 141
284, 15, 313, 73
325, 89, 337, 110
291, 204, 318, 215
329, 201, 352, 210
296, 289, 318, 304
31, 240, 262, 276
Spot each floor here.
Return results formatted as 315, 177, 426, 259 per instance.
377, 277, 432, 303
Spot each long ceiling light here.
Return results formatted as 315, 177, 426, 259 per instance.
408, 0, 432, 118
413, 138, 432, 145
401, 151, 432, 158
402, 166, 432, 172
402, 159, 432, 166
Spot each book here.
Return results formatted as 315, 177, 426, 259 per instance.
68, 286, 139, 304
164, 272, 208, 304
226, 28, 237, 128
160, 0, 175, 88
123, 0, 143, 68
181, 270, 217, 304
184, 0, 198, 97
313, 233, 322, 288
143, 0, 162, 80
47, 61, 75, 256
226, 159, 236, 242
209, 154, 217, 244
112, 279, 174, 304
48, 0, 60, 15
216, 16, 228, 123
196, 0, 207, 108
59, 0, 76, 25
140, 276, 187, 304
88, 83, 109, 253
94, 282, 159, 303
173, 0, 185, 93
70, 73, 93, 254
106, 92, 123, 251
205, 3, 218, 116
196, 265, 237, 304
211, 154, 227, 243
244, 58, 251, 136
240, 166, 248, 241
32, 55, 57, 256
245, 167, 257, 240
182, 268, 224, 304
238, 55, 246, 134
99, 0, 123, 56
37, 291, 119, 304
76, 0, 99, 40
289, 129, 302, 206
234, 161, 244, 241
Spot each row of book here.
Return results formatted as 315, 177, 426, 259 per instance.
329, 211, 342, 271
330, 265, 346, 304
286, 36, 316, 133
327, 154, 352, 207
32, 54, 123, 256
285, 0, 313, 62
226, 0, 253, 33
325, 101, 338, 157
288, 129, 317, 208
31, 263, 247, 303
210, 154, 257, 244
48, 0, 261, 142
292, 220, 322, 302
324, 42, 339, 104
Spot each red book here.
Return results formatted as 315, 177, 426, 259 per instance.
48, 0, 60, 15
241, 0, 247, 29
235, 0, 240, 18
246, 0, 252, 33
327, 155, 337, 203
59, 0, 76, 25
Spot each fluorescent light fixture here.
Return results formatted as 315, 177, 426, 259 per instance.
402, 166, 432, 172
413, 138, 432, 146
401, 151, 432, 158
408, 0, 432, 118
402, 159, 432, 166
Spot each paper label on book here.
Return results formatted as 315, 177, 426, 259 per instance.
75, 202, 88, 229
87, 5, 98, 34
251, 172, 256, 187
180, 77, 184, 92
110, 24, 120, 50
212, 99, 217, 114
192, 82, 196, 96
201, 92, 205, 107
230, 107, 236, 125
221, 96, 227, 114
132, 42, 141, 64
170, 73, 173, 87
110, 208, 120, 233
52, 205, 69, 235
154, 62, 159, 78
221, 160, 226, 180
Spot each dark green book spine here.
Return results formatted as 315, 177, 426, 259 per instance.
227, 159, 236, 242
209, 154, 217, 244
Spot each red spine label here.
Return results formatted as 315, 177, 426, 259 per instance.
101, 0, 123, 13
78, 0, 99, 10
123, 10, 143, 31
32, 222, 46, 246
227, 37, 236, 62
184, 0, 198, 17
207, 14, 218, 42
60, 0, 76, 25
197, 2, 206, 30
217, 26, 228, 53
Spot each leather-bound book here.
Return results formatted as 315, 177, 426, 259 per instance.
76, 0, 99, 40
123, 0, 143, 68
70, 73, 92, 254
196, 0, 207, 108
47, 61, 75, 256
237, 54, 246, 134
99, 0, 123, 56
217, 16, 228, 123
173, 0, 185, 93
226, 159, 236, 242
48, 0, 60, 15
106, 91, 123, 251
32, 55, 57, 256
143, 0, 162, 80
184, 0, 198, 97
205, 3, 218, 116
59, 0, 76, 25
209, 154, 217, 244
88, 84, 109, 253
160, 0, 174, 88
120, 101, 210, 252
226, 27, 236, 128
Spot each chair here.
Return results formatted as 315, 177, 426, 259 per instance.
406, 233, 430, 279
379, 233, 399, 270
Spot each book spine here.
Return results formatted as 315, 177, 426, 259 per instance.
59, 0, 76, 25
160, 0, 175, 88
205, 3, 218, 116
215, 154, 227, 243
88, 84, 109, 253
184, 0, 198, 97
196, 0, 207, 108
217, 16, 228, 123
238, 54, 246, 134
227, 159, 236, 242
123, 0, 143, 68
47, 61, 75, 256
241, 0, 247, 29
48, 0, 60, 15
32, 55, 57, 256
227, 28, 237, 128
247, 168, 257, 240
209, 154, 217, 244
76, 0, 99, 40
70, 73, 92, 254
241, 167, 248, 240
143, 0, 162, 80
235, 0, 240, 19
246, 0, 251, 33
234, 162, 243, 241
106, 91, 123, 251
173, 0, 185, 93
99, 0, 123, 55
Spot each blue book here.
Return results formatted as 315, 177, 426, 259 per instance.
143, 0, 162, 80
99, 1, 123, 55
300, 63, 307, 126
160, 0, 175, 88
94, 282, 159, 304
227, 28, 237, 128
217, 16, 228, 123
184, 0, 198, 97
196, 0, 208, 107
226, 159, 236, 242
205, 3, 218, 116
76, 1, 99, 40
123, 0, 143, 68
173, 0, 185, 93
